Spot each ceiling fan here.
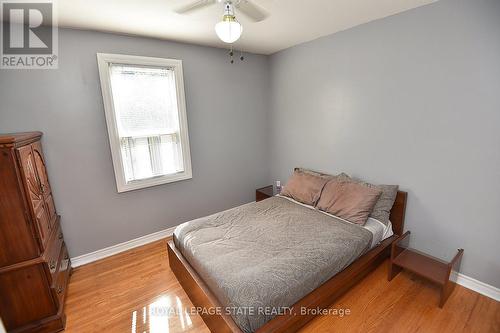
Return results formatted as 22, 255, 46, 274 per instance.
175, 0, 269, 44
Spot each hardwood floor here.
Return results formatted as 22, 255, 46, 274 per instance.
64, 239, 500, 333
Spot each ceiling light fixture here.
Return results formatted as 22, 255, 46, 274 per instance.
215, 2, 242, 44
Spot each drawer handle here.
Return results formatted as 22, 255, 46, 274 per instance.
58, 233, 63, 239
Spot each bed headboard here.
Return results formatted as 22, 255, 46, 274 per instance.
389, 191, 407, 236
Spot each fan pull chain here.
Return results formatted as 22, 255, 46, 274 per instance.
228, 46, 244, 64
229, 45, 234, 64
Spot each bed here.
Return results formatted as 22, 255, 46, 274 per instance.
168, 190, 407, 333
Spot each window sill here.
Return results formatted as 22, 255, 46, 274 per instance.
117, 171, 192, 193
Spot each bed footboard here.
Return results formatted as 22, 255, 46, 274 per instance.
167, 241, 243, 333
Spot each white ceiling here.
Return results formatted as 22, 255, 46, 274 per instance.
56, 0, 436, 55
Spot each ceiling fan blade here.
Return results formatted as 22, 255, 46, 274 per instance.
174, 0, 217, 14
235, 0, 269, 22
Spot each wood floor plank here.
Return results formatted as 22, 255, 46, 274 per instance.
63, 239, 500, 333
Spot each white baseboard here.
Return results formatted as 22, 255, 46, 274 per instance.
452, 272, 500, 302
71, 225, 177, 267
71, 227, 500, 302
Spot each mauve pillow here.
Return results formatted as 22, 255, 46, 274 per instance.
316, 180, 382, 225
295, 168, 334, 180
337, 175, 399, 226
295, 168, 350, 180
281, 170, 329, 206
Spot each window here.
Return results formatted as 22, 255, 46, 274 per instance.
97, 53, 192, 192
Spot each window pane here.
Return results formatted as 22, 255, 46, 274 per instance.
120, 134, 184, 182
110, 64, 185, 183
109, 64, 181, 138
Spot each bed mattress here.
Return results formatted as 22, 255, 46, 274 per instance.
173, 196, 373, 333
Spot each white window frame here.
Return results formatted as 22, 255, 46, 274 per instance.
97, 53, 192, 193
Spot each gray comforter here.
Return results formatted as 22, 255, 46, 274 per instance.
174, 196, 372, 333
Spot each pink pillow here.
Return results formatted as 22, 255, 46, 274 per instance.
281, 170, 329, 206
316, 180, 382, 225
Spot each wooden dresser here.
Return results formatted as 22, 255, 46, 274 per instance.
0, 132, 71, 333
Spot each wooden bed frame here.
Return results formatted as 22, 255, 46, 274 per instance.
168, 191, 408, 333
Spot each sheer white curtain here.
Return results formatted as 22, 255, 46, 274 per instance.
109, 64, 184, 182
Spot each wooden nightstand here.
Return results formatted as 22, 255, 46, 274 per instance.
388, 231, 464, 307
256, 185, 278, 202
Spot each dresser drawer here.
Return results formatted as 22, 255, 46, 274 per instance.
43, 219, 64, 282
53, 244, 71, 308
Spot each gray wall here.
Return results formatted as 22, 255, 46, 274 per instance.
269, 0, 500, 287
0, 28, 271, 257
